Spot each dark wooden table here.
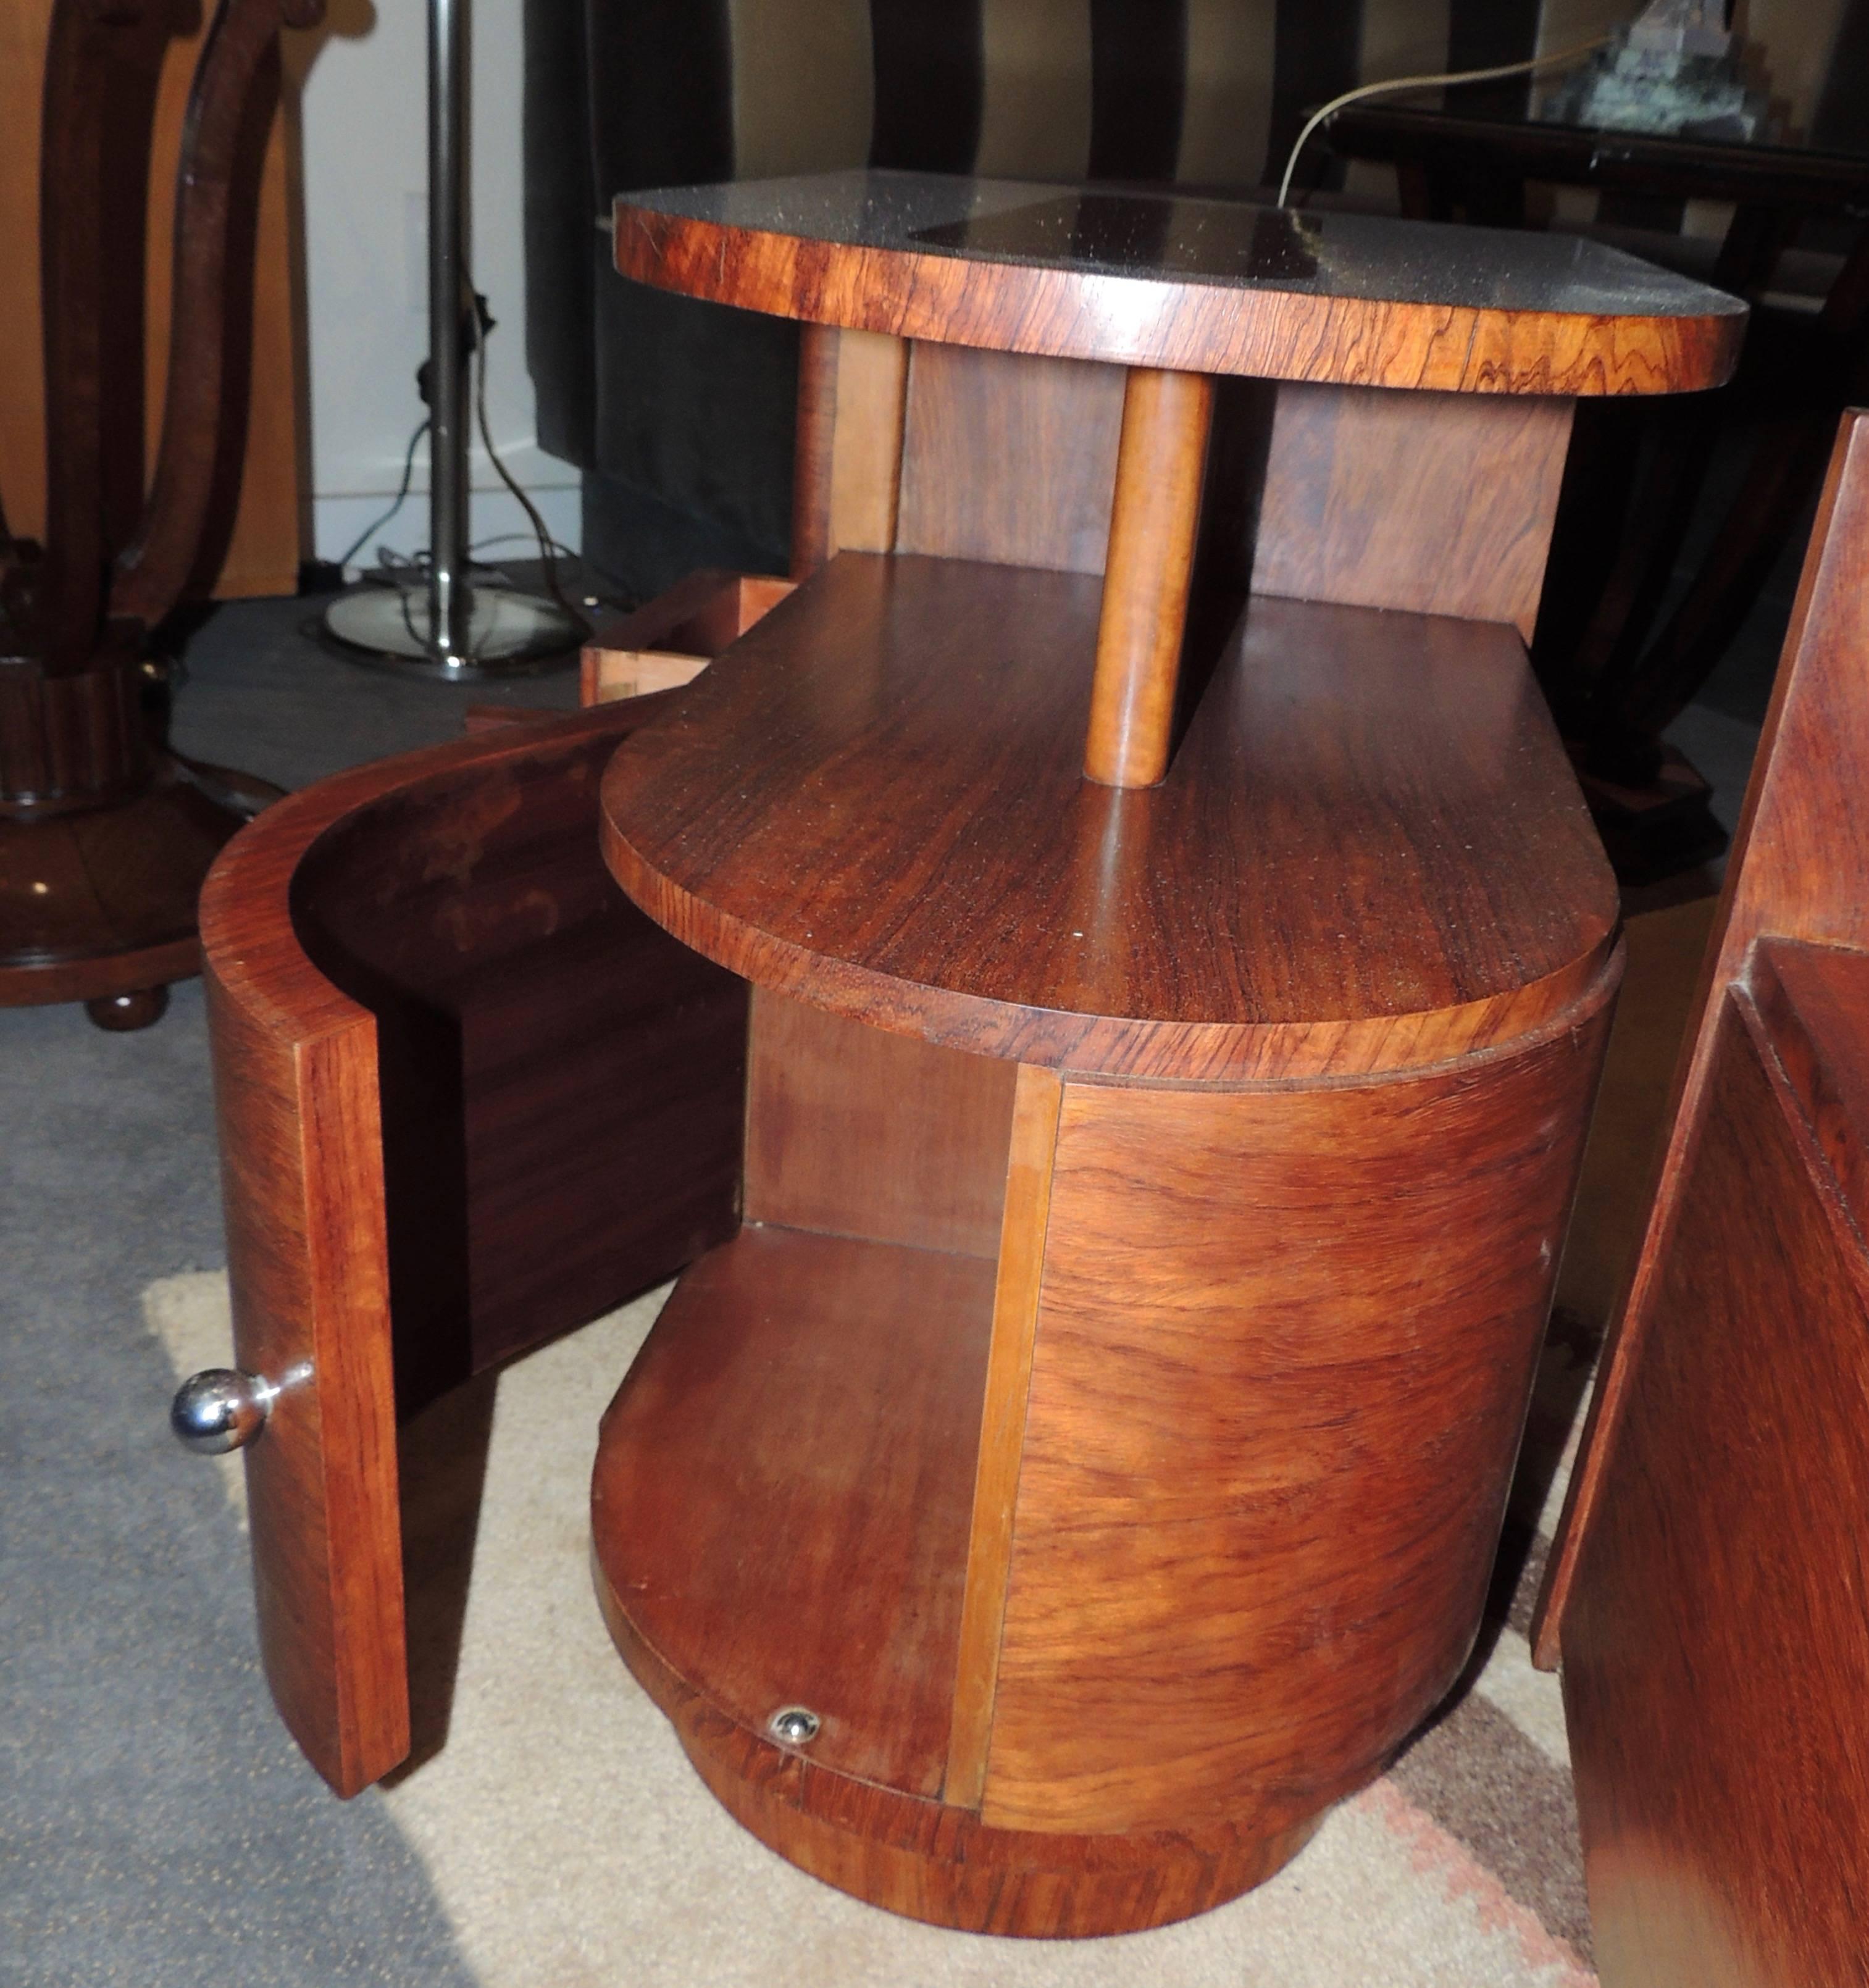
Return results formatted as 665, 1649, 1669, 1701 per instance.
1327, 104, 1869, 879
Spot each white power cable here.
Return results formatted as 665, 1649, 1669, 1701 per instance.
1276, 33, 1615, 209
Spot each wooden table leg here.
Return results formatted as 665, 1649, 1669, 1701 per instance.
1083, 367, 1213, 789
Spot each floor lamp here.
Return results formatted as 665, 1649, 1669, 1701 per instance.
320, 0, 580, 675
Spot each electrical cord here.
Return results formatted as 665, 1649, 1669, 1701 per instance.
1276, 33, 1614, 209
334, 417, 428, 572
467, 293, 587, 630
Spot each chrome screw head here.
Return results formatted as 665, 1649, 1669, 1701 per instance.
767, 1706, 821, 1746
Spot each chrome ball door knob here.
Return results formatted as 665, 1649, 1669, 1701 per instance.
170, 1369, 275, 1454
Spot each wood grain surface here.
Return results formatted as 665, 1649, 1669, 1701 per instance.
977, 961, 1618, 1836
579, 570, 794, 706
200, 699, 745, 1794
893, 344, 1126, 574
1558, 984, 1869, 1988
601, 554, 1617, 1081
613, 172, 1743, 396
0, 0, 304, 604
1084, 367, 1213, 787
592, 1226, 997, 1801
743, 988, 1015, 1259
1253, 383, 1574, 641
595, 1547, 1322, 1937
946, 1063, 1063, 1810
203, 808, 406, 1799
1538, 411, 1869, 1661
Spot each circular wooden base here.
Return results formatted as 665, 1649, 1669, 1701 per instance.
595, 1558, 1324, 1938
0, 755, 273, 1025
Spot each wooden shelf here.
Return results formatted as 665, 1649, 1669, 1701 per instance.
591, 1225, 996, 1801
601, 552, 1618, 1082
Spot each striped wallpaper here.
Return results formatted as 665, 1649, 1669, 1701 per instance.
533, 0, 1865, 596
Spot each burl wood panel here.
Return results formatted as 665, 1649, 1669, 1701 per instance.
602, 555, 1616, 1081
595, 1562, 1321, 1936
201, 700, 744, 1795
1253, 385, 1574, 641
980, 959, 1619, 1836
1539, 411, 1869, 1662
1558, 985, 1869, 1988
592, 1226, 997, 1800
894, 344, 1126, 574
614, 173, 1742, 395
743, 988, 1016, 1259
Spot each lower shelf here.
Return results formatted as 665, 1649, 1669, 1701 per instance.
591, 1224, 995, 1800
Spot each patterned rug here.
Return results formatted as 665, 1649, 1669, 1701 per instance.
144, 897, 1716, 1988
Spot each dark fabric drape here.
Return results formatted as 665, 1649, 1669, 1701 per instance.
576, 0, 800, 592
1267, 0, 1362, 194
869, 0, 984, 173
1087, 0, 1187, 183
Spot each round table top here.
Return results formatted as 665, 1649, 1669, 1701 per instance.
612, 169, 1745, 395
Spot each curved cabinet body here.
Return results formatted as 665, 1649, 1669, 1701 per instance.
590, 539, 1624, 1932
590, 963, 1616, 1934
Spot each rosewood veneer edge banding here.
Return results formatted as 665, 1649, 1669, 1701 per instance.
946, 1065, 1063, 1808
613, 206, 1743, 396
1084, 369, 1213, 788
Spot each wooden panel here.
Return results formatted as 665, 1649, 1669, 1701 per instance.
603, 555, 1617, 1082
592, 1226, 996, 1800
743, 988, 1016, 1259
1539, 411, 1869, 1660
598, 1556, 1320, 1934
614, 173, 1744, 395
1559, 987, 1869, 1988
828, 327, 909, 554
202, 840, 406, 1800
1254, 383, 1574, 639
895, 344, 1123, 571
0, 0, 304, 598
579, 570, 795, 705
285, 710, 747, 1403
980, 961, 1618, 1835
947, 1063, 1062, 1808
1749, 936, 1869, 1232
200, 700, 744, 1795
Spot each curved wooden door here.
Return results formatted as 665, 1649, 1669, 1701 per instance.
201, 700, 746, 1794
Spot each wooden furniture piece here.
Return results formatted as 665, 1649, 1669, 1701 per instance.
580, 570, 795, 706
1328, 102, 1869, 883
0, 0, 311, 1029
1532, 409, 1869, 1988
185, 170, 1749, 1939
0, 0, 306, 601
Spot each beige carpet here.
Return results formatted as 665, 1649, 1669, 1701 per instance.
144, 896, 1719, 1987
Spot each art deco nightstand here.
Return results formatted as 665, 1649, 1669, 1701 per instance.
175, 178, 1858, 1958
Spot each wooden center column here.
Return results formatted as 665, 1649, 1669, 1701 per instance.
1082, 368, 1214, 788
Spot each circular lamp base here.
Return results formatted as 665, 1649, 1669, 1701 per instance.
320, 579, 583, 679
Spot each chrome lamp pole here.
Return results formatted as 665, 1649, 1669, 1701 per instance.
320, 0, 581, 676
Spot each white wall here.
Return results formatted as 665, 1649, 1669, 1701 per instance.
296, 0, 579, 572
